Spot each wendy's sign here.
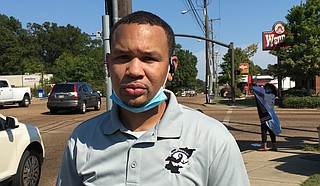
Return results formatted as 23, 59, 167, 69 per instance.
262, 21, 287, 50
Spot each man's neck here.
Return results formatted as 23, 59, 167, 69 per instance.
119, 101, 167, 132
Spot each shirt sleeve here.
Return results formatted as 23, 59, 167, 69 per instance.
208, 133, 250, 186
56, 138, 83, 186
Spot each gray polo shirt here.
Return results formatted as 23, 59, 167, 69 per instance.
57, 90, 249, 186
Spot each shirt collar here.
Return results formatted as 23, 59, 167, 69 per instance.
103, 89, 183, 138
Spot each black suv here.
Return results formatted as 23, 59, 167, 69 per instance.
47, 82, 101, 114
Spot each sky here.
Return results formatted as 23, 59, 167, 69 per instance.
0, 0, 305, 80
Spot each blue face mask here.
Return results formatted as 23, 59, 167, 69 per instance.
110, 87, 168, 113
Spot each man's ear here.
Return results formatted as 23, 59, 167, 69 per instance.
167, 55, 178, 81
106, 53, 111, 77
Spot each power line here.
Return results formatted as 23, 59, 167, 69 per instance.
182, 0, 205, 34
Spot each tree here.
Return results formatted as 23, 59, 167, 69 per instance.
20, 56, 45, 74
51, 52, 105, 91
272, 0, 320, 94
26, 22, 91, 73
0, 14, 106, 92
220, 44, 259, 84
0, 14, 27, 75
166, 44, 198, 92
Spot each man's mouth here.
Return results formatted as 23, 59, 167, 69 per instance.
123, 84, 146, 96
125, 87, 145, 96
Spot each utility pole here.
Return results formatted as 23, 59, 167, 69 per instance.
104, 0, 132, 111
204, 0, 210, 104
174, 34, 235, 104
118, 0, 132, 18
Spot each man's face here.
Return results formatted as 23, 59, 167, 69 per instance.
107, 24, 170, 107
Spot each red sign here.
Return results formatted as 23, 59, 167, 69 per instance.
262, 21, 287, 50
239, 63, 249, 74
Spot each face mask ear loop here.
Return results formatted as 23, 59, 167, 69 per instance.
162, 65, 171, 88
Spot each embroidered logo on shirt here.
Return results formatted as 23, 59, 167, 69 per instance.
165, 147, 196, 174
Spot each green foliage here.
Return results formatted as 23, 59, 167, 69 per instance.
220, 44, 259, 84
271, 1, 320, 94
283, 88, 316, 97
281, 96, 320, 108
0, 14, 199, 94
21, 56, 45, 74
301, 144, 320, 152
166, 44, 198, 92
219, 87, 242, 98
0, 14, 27, 75
235, 88, 242, 98
195, 79, 205, 93
51, 53, 105, 91
26, 22, 91, 73
0, 14, 105, 92
300, 173, 320, 186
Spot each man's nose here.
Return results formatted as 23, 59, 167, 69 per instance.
126, 58, 144, 78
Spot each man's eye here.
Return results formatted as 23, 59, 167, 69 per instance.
142, 57, 156, 62
114, 55, 131, 62
117, 55, 130, 59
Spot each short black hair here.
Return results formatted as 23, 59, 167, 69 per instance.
264, 83, 277, 96
110, 11, 175, 56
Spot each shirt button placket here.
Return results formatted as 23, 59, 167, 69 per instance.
127, 147, 141, 184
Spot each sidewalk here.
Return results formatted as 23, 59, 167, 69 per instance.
243, 148, 320, 186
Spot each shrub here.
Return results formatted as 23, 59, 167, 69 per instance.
281, 96, 320, 108
235, 88, 242, 98
220, 87, 242, 98
283, 88, 316, 97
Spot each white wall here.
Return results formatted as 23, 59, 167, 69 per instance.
0, 74, 53, 88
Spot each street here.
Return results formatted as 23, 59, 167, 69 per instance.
1, 95, 319, 186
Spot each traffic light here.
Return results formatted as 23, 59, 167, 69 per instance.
235, 70, 241, 75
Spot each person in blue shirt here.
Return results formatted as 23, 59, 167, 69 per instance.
253, 83, 282, 151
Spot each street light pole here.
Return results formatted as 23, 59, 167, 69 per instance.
209, 18, 220, 101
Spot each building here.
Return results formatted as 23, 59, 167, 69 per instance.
0, 74, 53, 89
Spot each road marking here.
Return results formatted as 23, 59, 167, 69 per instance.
223, 108, 233, 126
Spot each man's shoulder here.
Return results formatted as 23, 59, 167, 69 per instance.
177, 104, 234, 150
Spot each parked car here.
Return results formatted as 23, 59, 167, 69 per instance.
0, 79, 32, 107
47, 82, 101, 114
0, 114, 45, 186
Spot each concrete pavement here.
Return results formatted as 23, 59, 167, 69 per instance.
243, 147, 320, 186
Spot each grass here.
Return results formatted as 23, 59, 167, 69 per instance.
215, 95, 285, 108
301, 144, 320, 151
216, 96, 257, 107
300, 174, 320, 186
300, 144, 320, 186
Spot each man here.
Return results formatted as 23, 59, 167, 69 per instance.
57, 11, 250, 186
